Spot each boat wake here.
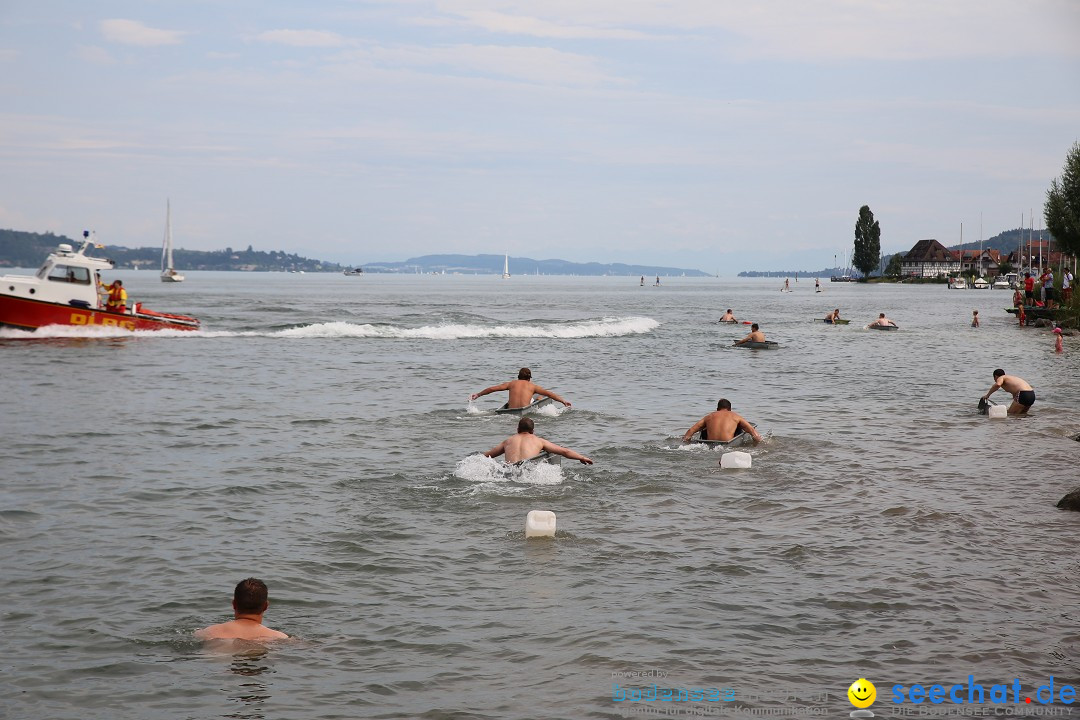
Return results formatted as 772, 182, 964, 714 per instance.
1, 316, 659, 340
276, 316, 659, 339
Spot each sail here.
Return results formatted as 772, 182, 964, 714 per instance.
161, 200, 173, 273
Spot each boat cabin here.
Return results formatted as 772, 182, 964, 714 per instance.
1, 238, 115, 311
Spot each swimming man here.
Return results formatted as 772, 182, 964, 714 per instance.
471, 367, 571, 410
871, 313, 897, 327
824, 308, 841, 323
682, 399, 763, 445
195, 578, 289, 641
719, 309, 737, 323
734, 323, 765, 345
484, 417, 593, 464
982, 369, 1036, 415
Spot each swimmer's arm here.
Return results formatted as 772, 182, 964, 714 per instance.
534, 385, 570, 407
541, 439, 592, 465
471, 382, 510, 401
733, 335, 749, 345
682, 418, 706, 443
483, 440, 507, 459
983, 380, 1002, 400
738, 418, 763, 444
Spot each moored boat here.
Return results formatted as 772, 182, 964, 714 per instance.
0, 233, 201, 332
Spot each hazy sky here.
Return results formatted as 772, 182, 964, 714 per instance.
2, 1, 1078, 272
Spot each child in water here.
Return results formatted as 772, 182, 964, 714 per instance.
971, 310, 979, 327
1054, 327, 1063, 354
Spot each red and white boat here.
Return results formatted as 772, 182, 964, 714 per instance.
0, 232, 200, 332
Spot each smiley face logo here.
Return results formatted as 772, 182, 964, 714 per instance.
848, 679, 876, 708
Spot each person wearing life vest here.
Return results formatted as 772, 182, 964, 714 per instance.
105, 280, 128, 313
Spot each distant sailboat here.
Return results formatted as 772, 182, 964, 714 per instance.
502, 254, 510, 279
160, 200, 184, 283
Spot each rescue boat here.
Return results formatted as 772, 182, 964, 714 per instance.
0, 232, 201, 332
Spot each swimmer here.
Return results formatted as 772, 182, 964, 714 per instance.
981, 369, 1035, 415
719, 309, 737, 323
195, 578, 289, 641
682, 399, 762, 445
734, 323, 765, 345
871, 313, 897, 327
484, 417, 593, 465
471, 367, 571, 410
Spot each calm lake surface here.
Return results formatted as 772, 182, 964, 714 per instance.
2, 273, 1078, 720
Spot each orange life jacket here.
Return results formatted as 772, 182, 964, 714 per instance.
106, 284, 127, 311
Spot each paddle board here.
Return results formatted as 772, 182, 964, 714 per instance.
689, 426, 754, 448
814, 318, 850, 325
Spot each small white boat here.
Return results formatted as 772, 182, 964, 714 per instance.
992, 277, 1010, 289
344, 267, 363, 276
949, 277, 967, 289
973, 277, 990, 289
160, 200, 184, 283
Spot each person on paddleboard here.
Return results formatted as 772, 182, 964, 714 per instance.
471, 368, 571, 410
195, 578, 289, 642
871, 313, 897, 327
734, 323, 765, 346
682, 399, 762, 445
484, 417, 593, 464
719, 309, 737, 323
825, 308, 841, 323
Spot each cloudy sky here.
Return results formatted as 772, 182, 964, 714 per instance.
1, 1, 1078, 272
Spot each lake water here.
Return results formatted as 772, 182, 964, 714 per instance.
2, 273, 1078, 720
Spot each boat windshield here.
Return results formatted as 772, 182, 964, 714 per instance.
46, 264, 91, 285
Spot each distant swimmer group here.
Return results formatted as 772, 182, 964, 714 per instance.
471, 367, 571, 410
484, 416, 593, 465
682, 399, 763, 445
196, 578, 288, 642
982, 369, 1035, 415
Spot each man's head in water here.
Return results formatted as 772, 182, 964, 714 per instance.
517, 368, 532, 380
879, 313, 886, 319
751, 323, 759, 331
716, 399, 732, 411
993, 368, 1005, 379
234, 578, 270, 614
517, 417, 534, 434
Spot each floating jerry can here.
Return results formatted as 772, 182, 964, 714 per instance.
720, 451, 752, 469
525, 510, 557, 538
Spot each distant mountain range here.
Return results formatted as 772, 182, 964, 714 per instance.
363, 253, 710, 276
0, 229, 709, 276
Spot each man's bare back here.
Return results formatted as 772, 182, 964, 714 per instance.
683, 409, 762, 444
484, 419, 593, 464
195, 619, 288, 642
471, 369, 571, 410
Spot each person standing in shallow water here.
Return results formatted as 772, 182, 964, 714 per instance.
195, 578, 288, 641
981, 369, 1035, 416
971, 310, 979, 327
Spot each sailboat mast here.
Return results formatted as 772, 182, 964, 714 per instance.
162, 199, 173, 273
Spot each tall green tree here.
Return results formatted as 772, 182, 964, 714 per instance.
853, 205, 881, 276
1045, 141, 1080, 257
884, 252, 904, 278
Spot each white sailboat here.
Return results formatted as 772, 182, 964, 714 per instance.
502, 254, 510, 279
160, 200, 184, 283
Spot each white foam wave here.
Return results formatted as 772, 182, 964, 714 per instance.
453, 453, 564, 487
2, 316, 659, 341
273, 317, 659, 340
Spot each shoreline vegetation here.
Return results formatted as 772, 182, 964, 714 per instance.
0, 229, 708, 277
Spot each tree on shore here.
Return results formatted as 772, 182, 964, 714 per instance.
853, 206, 881, 276
1045, 141, 1080, 257
884, 252, 904, 278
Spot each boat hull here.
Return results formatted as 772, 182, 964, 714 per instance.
0, 294, 199, 332
868, 324, 898, 331
734, 341, 779, 349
